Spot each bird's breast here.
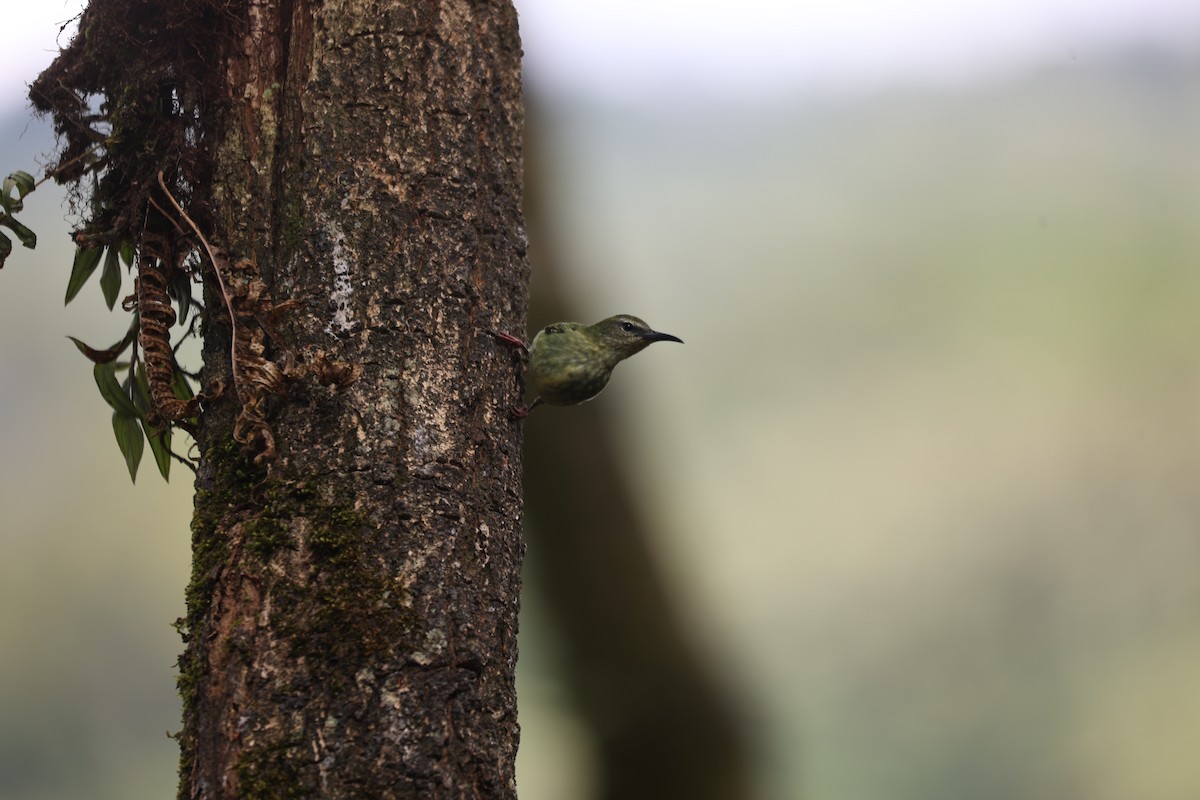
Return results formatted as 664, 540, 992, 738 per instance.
529, 343, 614, 406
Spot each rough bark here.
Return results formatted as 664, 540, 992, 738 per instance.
178, 1, 527, 798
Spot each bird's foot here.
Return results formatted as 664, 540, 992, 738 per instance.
509, 405, 530, 420
492, 330, 529, 352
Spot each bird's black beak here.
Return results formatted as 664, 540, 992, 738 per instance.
644, 330, 683, 344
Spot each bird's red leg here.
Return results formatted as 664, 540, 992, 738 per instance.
493, 330, 531, 418
492, 330, 529, 352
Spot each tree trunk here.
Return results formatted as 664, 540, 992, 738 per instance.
177, 1, 528, 798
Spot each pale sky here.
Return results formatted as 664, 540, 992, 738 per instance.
516, 0, 1200, 97
4, 1, 87, 114
5, 0, 1199, 112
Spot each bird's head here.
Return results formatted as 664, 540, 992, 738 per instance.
587, 315, 684, 362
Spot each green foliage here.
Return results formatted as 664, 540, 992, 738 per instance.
13, 203, 197, 485
100, 245, 123, 310
7, 0, 224, 490
136, 363, 173, 481
95, 361, 144, 482
0, 155, 205, 487
65, 245, 105, 304
111, 410, 145, 482
0, 170, 37, 266
136, 364, 175, 482
80, 346, 192, 483
94, 361, 139, 417
6, 0, 318, 491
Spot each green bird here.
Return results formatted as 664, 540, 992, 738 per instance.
495, 314, 683, 417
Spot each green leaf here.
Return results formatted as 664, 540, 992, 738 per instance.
100, 245, 122, 310
142, 420, 172, 481
118, 240, 134, 266
171, 366, 196, 401
112, 412, 144, 483
67, 322, 136, 364
134, 362, 171, 481
65, 245, 104, 305
0, 232, 10, 264
68, 336, 110, 363
1, 171, 34, 214
132, 362, 152, 416
169, 267, 193, 326
1, 215, 37, 249
94, 361, 139, 417
3, 170, 35, 199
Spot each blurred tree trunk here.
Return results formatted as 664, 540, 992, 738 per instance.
522, 105, 755, 800
177, 1, 528, 798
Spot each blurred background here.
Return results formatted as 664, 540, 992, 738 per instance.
4, 1, 1200, 798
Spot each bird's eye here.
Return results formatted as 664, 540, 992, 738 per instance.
620, 321, 636, 333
